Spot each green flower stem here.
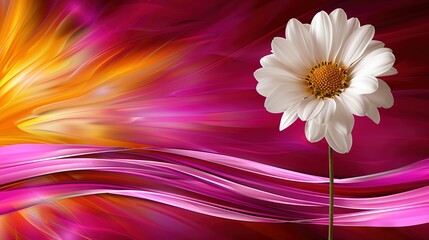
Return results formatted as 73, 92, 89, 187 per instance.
328, 146, 334, 240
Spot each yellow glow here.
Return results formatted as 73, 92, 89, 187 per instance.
0, 0, 193, 147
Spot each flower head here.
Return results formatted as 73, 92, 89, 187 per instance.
254, 8, 396, 153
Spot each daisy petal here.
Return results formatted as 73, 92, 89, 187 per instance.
326, 129, 352, 154
264, 86, 306, 113
329, 8, 348, 60
256, 78, 303, 96
311, 11, 333, 61
341, 25, 375, 66
365, 79, 394, 108
331, 97, 354, 135
305, 119, 326, 142
299, 97, 324, 121
346, 18, 360, 35
367, 40, 385, 49
297, 96, 314, 120
335, 17, 360, 63
260, 54, 284, 69
286, 18, 315, 67
316, 98, 336, 124
254, 66, 302, 83
366, 102, 381, 124
302, 23, 310, 30
352, 48, 396, 77
341, 90, 369, 116
280, 106, 299, 130
348, 75, 379, 94
272, 37, 307, 75
378, 67, 398, 77
349, 40, 385, 69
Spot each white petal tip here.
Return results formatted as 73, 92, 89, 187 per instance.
372, 115, 381, 124
390, 67, 398, 75
280, 112, 298, 130
382, 99, 394, 109
332, 8, 346, 13
386, 99, 394, 109
254, 69, 262, 80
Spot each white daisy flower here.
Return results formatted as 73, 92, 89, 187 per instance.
254, 8, 396, 153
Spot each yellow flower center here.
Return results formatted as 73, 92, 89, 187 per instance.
305, 61, 349, 99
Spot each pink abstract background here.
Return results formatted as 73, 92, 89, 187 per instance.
1, 0, 428, 239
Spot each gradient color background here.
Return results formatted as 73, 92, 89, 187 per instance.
0, 0, 428, 239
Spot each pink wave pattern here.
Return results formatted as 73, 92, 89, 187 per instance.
2, 144, 429, 230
